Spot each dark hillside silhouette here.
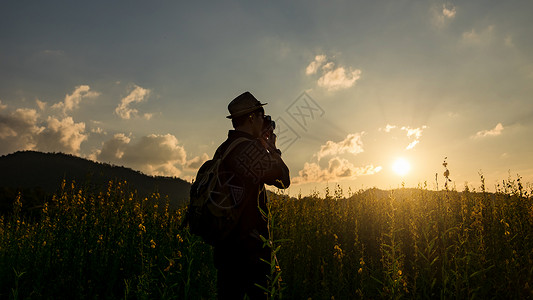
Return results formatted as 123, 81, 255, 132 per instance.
0, 151, 191, 214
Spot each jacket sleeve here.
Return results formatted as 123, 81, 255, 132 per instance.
262, 149, 290, 189
228, 139, 290, 189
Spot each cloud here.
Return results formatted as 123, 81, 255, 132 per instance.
306, 55, 362, 91
115, 85, 151, 119
0, 108, 44, 153
322, 62, 335, 71
95, 133, 187, 177
406, 140, 419, 150
318, 67, 362, 91
293, 132, 379, 184
316, 133, 364, 161
401, 126, 424, 139
90, 127, 105, 134
462, 29, 478, 41
51, 85, 99, 115
185, 153, 209, 170
442, 4, 456, 18
36, 99, 47, 111
0, 107, 87, 155
292, 157, 382, 184
123, 134, 186, 166
36, 117, 87, 154
401, 126, 427, 150
382, 125, 427, 150
94, 133, 130, 161
0, 100, 7, 111
89, 120, 107, 135
473, 123, 504, 139
379, 124, 397, 132
432, 3, 457, 27
306, 55, 327, 75
462, 25, 494, 44
448, 112, 460, 118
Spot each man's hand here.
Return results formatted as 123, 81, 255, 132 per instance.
260, 132, 278, 152
266, 132, 276, 148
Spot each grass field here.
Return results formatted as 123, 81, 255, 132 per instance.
1, 177, 532, 299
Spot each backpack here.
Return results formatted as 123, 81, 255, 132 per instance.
186, 137, 250, 245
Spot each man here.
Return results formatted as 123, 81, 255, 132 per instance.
213, 91, 290, 299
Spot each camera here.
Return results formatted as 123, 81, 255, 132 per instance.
263, 115, 276, 131
262, 115, 276, 141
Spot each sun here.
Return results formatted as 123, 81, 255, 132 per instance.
392, 158, 411, 176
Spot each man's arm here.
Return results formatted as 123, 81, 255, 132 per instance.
264, 150, 290, 189
229, 138, 290, 189
259, 133, 290, 189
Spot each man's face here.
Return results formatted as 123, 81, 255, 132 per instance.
251, 111, 264, 138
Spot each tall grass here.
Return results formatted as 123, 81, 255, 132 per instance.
274, 180, 533, 299
0, 180, 215, 299
1, 177, 532, 299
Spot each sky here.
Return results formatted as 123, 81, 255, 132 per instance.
1, 0, 532, 196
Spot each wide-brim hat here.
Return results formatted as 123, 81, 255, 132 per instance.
226, 91, 267, 119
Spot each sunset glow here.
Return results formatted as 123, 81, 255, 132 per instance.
392, 158, 411, 177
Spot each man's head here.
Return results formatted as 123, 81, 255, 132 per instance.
227, 92, 267, 138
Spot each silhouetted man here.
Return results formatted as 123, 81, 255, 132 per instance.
213, 91, 290, 299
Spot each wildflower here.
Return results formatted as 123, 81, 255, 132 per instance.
358, 267, 363, 274
164, 259, 174, 272
398, 270, 402, 276
176, 233, 184, 243
150, 239, 156, 248
334, 244, 344, 260
138, 223, 146, 232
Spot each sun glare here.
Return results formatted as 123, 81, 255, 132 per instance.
392, 158, 411, 176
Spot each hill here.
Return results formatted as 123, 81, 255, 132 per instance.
0, 151, 191, 213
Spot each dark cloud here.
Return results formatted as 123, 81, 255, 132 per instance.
95, 133, 188, 177
0, 108, 87, 155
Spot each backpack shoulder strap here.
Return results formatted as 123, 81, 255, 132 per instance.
220, 137, 251, 161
